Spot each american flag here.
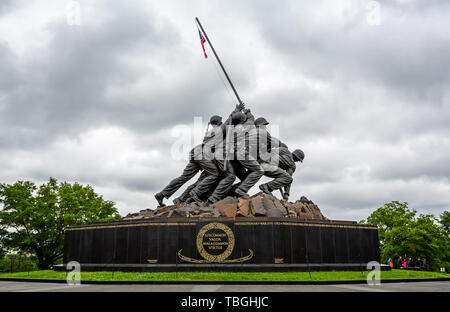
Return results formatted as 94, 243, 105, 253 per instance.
198, 30, 207, 59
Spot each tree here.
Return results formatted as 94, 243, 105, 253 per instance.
365, 201, 416, 246
362, 201, 449, 271
440, 211, 450, 236
0, 178, 120, 269
0, 227, 7, 259
439, 211, 450, 269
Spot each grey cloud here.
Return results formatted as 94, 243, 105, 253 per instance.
247, 0, 450, 105
0, 43, 20, 91
1, 0, 449, 220
371, 149, 450, 182
0, 1, 185, 149
0, 0, 14, 15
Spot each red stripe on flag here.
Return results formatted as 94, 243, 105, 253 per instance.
199, 30, 207, 59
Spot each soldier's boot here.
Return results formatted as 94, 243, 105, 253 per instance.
185, 197, 194, 204
154, 192, 166, 207
234, 188, 249, 198
206, 196, 218, 205
192, 193, 202, 203
187, 191, 202, 203
259, 184, 273, 196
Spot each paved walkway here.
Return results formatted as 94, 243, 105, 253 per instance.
0, 280, 449, 292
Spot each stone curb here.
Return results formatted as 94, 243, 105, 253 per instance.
0, 277, 448, 285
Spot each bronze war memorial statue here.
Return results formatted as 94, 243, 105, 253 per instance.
56, 18, 381, 273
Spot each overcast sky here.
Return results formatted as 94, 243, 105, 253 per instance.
0, 0, 449, 221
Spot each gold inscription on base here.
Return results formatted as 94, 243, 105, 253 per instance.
177, 222, 253, 263
196, 222, 234, 262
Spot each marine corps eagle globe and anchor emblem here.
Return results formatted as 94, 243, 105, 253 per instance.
177, 222, 253, 263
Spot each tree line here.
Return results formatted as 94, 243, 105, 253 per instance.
0, 178, 120, 270
361, 201, 449, 271
1, 178, 449, 272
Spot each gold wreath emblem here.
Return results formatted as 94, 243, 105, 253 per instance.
196, 222, 234, 262
177, 222, 253, 263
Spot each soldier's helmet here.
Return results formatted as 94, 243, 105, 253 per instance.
292, 149, 305, 162
254, 117, 269, 127
231, 112, 246, 125
209, 115, 222, 125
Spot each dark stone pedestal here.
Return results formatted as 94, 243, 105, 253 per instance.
56, 218, 381, 272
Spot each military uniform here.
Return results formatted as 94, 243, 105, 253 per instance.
228, 109, 263, 194
207, 159, 236, 202
255, 125, 288, 162
259, 146, 296, 196
158, 144, 220, 200
202, 111, 240, 202
252, 118, 292, 195
183, 110, 239, 203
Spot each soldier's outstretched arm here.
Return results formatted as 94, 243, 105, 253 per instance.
282, 162, 296, 200
234, 103, 244, 114
243, 108, 255, 123
223, 104, 243, 126
270, 136, 288, 149
222, 104, 244, 135
221, 109, 235, 135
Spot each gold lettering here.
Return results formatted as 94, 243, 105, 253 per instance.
208, 246, 223, 250
208, 238, 223, 241
203, 242, 229, 246
204, 233, 226, 237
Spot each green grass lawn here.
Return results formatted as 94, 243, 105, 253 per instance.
1, 269, 448, 282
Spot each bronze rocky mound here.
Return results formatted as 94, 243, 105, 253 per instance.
122, 193, 327, 221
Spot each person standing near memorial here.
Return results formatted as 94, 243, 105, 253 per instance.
397, 256, 403, 269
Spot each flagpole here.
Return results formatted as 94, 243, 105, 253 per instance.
196, 17, 242, 172
195, 17, 244, 106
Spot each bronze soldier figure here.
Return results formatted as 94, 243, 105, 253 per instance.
259, 146, 304, 201
227, 108, 264, 197
185, 111, 238, 203
253, 117, 295, 198
154, 143, 220, 207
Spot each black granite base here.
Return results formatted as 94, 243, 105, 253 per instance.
60, 218, 381, 272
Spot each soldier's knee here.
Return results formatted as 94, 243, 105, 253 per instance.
210, 174, 221, 183
225, 171, 236, 178
225, 173, 236, 183
255, 167, 264, 176
285, 175, 293, 184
